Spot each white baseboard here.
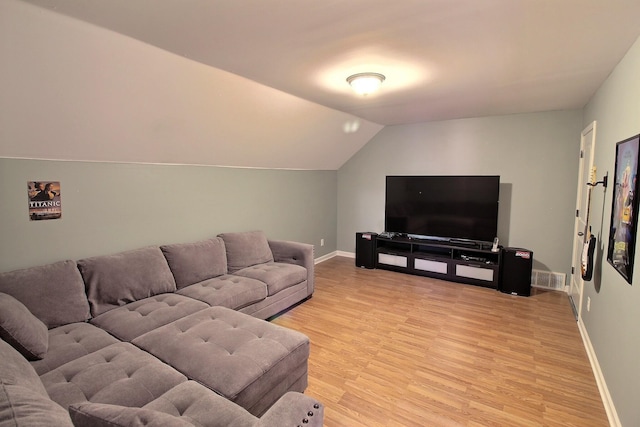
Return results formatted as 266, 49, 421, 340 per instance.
577, 317, 620, 427
314, 250, 354, 264
314, 251, 339, 264
336, 250, 354, 258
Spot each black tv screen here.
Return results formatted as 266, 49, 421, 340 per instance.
385, 175, 500, 243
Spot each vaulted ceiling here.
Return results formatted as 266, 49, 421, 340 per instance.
19, 0, 640, 125
5, 0, 640, 170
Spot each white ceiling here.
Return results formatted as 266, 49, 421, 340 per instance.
19, 0, 640, 126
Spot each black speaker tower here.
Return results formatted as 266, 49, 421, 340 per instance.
355, 232, 377, 269
499, 247, 533, 296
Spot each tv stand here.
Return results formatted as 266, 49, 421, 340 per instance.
375, 235, 502, 289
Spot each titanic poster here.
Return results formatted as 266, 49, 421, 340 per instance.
28, 181, 61, 221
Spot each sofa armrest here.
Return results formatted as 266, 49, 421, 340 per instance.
256, 392, 323, 427
268, 240, 314, 296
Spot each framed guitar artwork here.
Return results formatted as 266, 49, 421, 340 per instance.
608, 134, 640, 285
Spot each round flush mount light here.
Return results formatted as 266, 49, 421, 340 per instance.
346, 72, 385, 96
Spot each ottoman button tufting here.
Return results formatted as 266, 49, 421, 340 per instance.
302, 419, 309, 424
313, 403, 319, 409
307, 411, 314, 416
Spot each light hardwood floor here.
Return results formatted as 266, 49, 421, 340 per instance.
272, 256, 609, 427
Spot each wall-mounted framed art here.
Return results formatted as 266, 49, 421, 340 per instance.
28, 181, 61, 221
608, 134, 640, 284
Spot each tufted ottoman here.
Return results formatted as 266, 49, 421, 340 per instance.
132, 306, 309, 416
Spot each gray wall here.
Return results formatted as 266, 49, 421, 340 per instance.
1, 0, 344, 273
582, 35, 640, 426
0, 158, 337, 272
337, 110, 583, 276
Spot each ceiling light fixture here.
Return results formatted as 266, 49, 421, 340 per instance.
346, 72, 385, 96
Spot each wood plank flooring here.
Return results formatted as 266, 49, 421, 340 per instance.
271, 256, 609, 427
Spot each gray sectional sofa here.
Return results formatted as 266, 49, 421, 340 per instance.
0, 230, 323, 427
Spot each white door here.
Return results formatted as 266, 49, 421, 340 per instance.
569, 121, 596, 319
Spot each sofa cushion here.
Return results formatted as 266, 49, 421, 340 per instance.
78, 247, 177, 317
238, 283, 308, 320
268, 239, 315, 293
176, 275, 267, 310
144, 381, 257, 427
219, 231, 274, 274
233, 262, 307, 296
0, 341, 74, 427
0, 260, 91, 328
68, 386, 325, 427
0, 382, 74, 427
69, 402, 194, 427
150, 383, 324, 427
132, 306, 309, 415
0, 338, 48, 397
161, 238, 227, 289
41, 342, 187, 410
91, 294, 208, 341
30, 323, 121, 376
0, 292, 48, 360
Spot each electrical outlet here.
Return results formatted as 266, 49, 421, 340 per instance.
587, 297, 591, 312
320, 238, 325, 247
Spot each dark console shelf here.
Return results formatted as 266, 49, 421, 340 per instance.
375, 236, 502, 288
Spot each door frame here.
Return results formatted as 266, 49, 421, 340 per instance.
570, 121, 596, 319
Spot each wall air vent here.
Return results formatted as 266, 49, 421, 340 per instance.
531, 269, 566, 290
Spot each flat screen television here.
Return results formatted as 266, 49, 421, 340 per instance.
385, 175, 500, 243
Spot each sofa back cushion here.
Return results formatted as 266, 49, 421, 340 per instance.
77, 247, 177, 317
0, 337, 48, 397
69, 402, 194, 427
218, 231, 274, 274
0, 293, 48, 360
160, 238, 227, 289
0, 260, 91, 328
